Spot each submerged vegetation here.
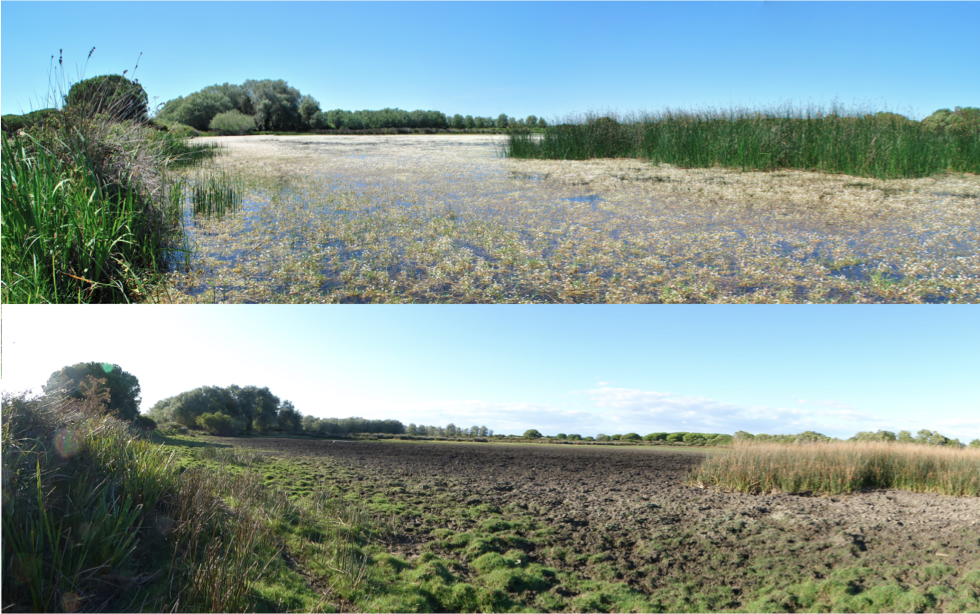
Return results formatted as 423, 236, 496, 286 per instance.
690, 441, 980, 496
507, 106, 980, 179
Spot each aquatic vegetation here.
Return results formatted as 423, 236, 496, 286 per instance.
158, 135, 980, 304
507, 106, 980, 180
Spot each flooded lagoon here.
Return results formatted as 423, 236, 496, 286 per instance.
159, 135, 980, 303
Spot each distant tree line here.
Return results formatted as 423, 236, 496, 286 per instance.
734, 429, 979, 447
151, 79, 547, 135
407, 423, 493, 438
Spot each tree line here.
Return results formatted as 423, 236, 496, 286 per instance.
152, 79, 547, 135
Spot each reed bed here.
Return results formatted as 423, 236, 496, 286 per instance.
507, 107, 980, 180
689, 441, 980, 496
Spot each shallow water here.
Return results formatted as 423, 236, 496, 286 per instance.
165, 135, 980, 303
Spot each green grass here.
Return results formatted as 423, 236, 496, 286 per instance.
689, 441, 980, 496
506, 106, 980, 179
1, 135, 185, 303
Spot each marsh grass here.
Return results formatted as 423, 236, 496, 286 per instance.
1, 386, 396, 612
689, 441, 980, 496
508, 106, 980, 179
188, 170, 244, 220
1, 389, 179, 611
1, 53, 218, 303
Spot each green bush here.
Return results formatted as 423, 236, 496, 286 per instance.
555, 433, 567, 439
644, 432, 668, 441
611, 434, 622, 441
523, 429, 543, 439
166, 123, 201, 138
196, 412, 238, 435
65, 74, 149, 122
621, 433, 641, 442
666, 433, 686, 443
209, 110, 256, 135
1, 108, 59, 136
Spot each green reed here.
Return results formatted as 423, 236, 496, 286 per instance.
1, 136, 184, 303
190, 170, 244, 220
689, 441, 980, 496
508, 106, 980, 179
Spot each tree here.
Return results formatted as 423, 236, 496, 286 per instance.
523, 429, 542, 439
299, 95, 322, 129
526, 115, 538, 127
537, 117, 548, 128
451, 114, 465, 129
65, 74, 149, 122
244, 79, 303, 131
277, 400, 302, 431
464, 115, 476, 129
44, 362, 141, 421
496, 114, 510, 129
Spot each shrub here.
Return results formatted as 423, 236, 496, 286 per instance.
644, 432, 668, 441
196, 412, 238, 435
136, 415, 157, 431
167, 122, 201, 138
65, 74, 149, 122
666, 433, 686, 443
568, 434, 582, 441
523, 429, 543, 439
611, 434, 622, 441
621, 433, 641, 442
555, 433, 567, 439
209, 110, 256, 135
1, 108, 59, 136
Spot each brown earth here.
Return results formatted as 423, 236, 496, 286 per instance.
222, 437, 980, 609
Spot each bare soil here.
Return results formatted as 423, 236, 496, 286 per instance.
224, 437, 980, 609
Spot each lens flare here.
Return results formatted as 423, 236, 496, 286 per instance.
54, 429, 80, 458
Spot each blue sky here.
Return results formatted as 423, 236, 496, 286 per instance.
3, 2, 978, 120
2, 306, 978, 440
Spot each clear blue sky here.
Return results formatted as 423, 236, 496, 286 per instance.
3, 2, 978, 120
3, 306, 978, 440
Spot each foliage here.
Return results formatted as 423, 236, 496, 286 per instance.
196, 411, 239, 435
1, 389, 177, 611
1, 108, 59, 136
208, 109, 256, 135
65, 74, 149, 122
523, 429, 543, 439
922, 106, 980, 132
44, 362, 142, 421
149, 384, 290, 433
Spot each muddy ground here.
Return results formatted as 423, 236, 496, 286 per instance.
222, 437, 980, 610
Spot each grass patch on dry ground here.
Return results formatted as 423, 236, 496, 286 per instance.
156, 135, 980, 304
690, 441, 980, 496
160, 436, 980, 613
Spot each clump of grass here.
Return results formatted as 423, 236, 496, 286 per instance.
689, 441, 980, 496
508, 105, 980, 179
1, 386, 179, 612
1, 52, 199, 303
189, 170, 244, 220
